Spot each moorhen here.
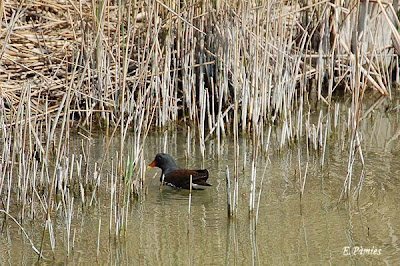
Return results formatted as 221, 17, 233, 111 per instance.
147, 153, 211, 189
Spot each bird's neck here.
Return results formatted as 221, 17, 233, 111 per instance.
163, 165, 178, 172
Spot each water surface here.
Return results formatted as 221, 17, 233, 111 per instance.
1, 98, 400, 265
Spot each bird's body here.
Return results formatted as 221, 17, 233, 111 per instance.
147, 153, 211, 190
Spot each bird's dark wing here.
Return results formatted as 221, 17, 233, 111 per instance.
164, 169, 211, 189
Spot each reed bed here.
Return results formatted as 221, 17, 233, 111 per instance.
0, 0, 399, 260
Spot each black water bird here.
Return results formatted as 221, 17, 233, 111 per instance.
147, 153, 211, 189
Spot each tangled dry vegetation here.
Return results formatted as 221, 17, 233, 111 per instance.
1, 0, 398, 129
1, 0, 143, 127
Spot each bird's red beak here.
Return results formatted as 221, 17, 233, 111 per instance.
147, 160, 156, 170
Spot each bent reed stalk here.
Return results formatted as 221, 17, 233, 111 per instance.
0, 0, 398, 258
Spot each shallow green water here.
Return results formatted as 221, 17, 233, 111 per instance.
1, 97, 400, 265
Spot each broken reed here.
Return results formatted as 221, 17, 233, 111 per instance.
0, 0, 396, 258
